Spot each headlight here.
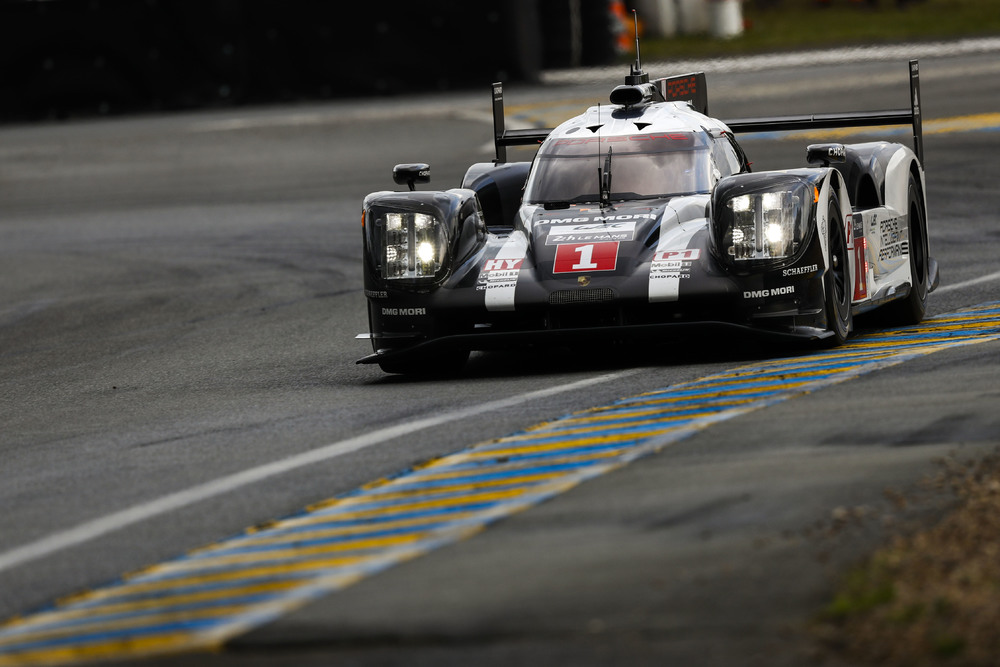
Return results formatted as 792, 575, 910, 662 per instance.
363, 189, 481, 288
377, 210, 447, 280
716, 180, 811, 265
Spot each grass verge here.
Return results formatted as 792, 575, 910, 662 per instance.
814, 450, 1000, 666
636, 0, 1000, 61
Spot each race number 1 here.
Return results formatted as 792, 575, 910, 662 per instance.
553, 242, 619, 273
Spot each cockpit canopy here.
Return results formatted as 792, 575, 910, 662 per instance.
523, 129, 744, 206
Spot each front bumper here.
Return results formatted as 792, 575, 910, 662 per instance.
356, 318, 834, 365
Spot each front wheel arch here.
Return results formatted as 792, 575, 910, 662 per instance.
822, 192, 852, 346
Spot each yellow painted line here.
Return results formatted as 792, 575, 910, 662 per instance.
344, 471, 572, 501
311, 486, 548, 518
554, 404, 739, 425
603, 380, 817, 408
454, 429, 683, 461
747, 349, 900, 368
306, 449, 627, 499
404, 449, 628, 481
589, 393, 774, 412
9, 580, 308, 632
205, 519, 451, 549
867, 321, 1000, 335
136, 534, 426, 575
0, 632, 212, 667
75, 557, 369, 603
541, 406, 737, 429
501, 408, 733, 440
238, 510, 477, 538
0, 604, 255, 650
550, 369, 863, 421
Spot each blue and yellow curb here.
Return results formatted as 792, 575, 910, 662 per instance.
2, 303, 999, 666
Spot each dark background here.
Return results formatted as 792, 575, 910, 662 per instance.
0, 0, 622, 123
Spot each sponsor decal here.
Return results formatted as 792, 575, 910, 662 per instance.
544, 213, 654, 225
648, 222, 702, 303
781, 263, 818, 277
852, 213, 865, 240
553, 242, 619, 273
381, 307, 427, 316
852, 213, 869, 300
653, 249, 700, 262
482, 258, 523, 272
877, 216, 905, 262
365, 289, 388, 299
477, 257, 523, 292
484, 231, 528, 312
826, 145, 847, 161
545, 221, 637, 244
743, 286, 795, 299
650, 248, 699, 281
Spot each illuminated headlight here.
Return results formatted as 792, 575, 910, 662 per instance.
723, 189, 804, 262
378, 211, 447, 280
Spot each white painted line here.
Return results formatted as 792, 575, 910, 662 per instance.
0, 369, 639, 575
936, 270, 1000, 294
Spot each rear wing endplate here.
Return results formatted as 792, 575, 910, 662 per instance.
491, 82, 547, 164
492, 60, 923, 165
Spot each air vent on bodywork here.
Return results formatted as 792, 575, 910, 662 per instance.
549, 288, 617, 306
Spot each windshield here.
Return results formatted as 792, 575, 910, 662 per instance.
523, 132, 714, 205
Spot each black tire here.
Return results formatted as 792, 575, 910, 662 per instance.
377, 349, 470, 377
881, 174, 929, 325
823, 195, 852, 346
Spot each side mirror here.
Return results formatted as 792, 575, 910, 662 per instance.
393, 163, 431, 191
806, 144, 847, 167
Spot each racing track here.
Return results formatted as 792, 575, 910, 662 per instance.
1, 48, 999, 666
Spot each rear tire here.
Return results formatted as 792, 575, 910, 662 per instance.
881, 173, 928, 325
823, 195, 852, 346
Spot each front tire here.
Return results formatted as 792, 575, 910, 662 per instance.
823, 195, 852, 346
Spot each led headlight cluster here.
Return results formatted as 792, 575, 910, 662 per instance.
379, 211, 447, 280
721, 186, 807, 263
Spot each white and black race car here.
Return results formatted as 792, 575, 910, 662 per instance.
358, 57, 938, 375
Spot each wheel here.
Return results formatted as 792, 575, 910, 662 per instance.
881, 173, 928, 325
377, 348, 470, 376
823, 194, 852, 346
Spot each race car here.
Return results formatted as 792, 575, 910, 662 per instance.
357, 57, 938, 375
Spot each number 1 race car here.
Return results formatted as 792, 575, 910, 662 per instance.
358, 58, 939, 375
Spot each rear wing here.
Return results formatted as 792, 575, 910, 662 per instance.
492, 60, 923, 164
725, 60, 924, 163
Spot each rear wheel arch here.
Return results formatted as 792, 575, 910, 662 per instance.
881, 169, 929, 325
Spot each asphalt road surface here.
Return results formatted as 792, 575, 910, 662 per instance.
2, 46, 999, 666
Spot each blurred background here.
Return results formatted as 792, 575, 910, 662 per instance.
1, 0, 995, 123
0, 0, 625, 122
